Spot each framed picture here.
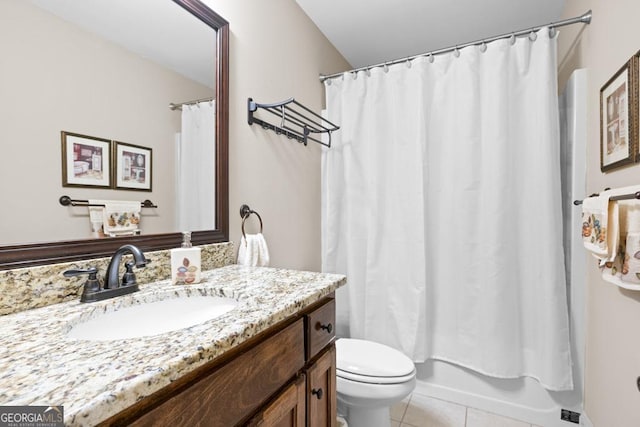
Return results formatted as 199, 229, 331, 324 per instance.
61, 131, 111, 188
600, 59, 635, 172
634, 51, 640, 163
113, 141, 152, 191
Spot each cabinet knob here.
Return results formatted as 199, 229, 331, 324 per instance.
318, 323, 333, 334
312, 388, 323, 400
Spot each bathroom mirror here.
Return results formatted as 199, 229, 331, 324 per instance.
0, 0, 229, 269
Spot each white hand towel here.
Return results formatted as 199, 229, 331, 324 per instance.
237, 233, 270, 267
102, 201, 141, 237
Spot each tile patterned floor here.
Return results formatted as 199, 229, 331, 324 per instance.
390, 391, 543, 427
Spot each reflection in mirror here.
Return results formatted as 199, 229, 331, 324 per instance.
0, 0, 229, 269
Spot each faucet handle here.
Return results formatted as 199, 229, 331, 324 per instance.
122, 261, 137, 287
63, 267, 101, 293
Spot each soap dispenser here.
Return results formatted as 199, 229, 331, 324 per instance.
171, 232, 201, 285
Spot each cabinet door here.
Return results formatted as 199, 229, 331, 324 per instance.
248, 375, 306, 427
306, 345, 336, 427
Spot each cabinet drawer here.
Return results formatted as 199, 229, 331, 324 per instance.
129, 319, 305, 427
306, 298, 336, 360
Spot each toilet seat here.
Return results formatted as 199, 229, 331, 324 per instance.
336, 338, 416, 385
337, 368, 416, 384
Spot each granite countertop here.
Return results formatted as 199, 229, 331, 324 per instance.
0, 265, 346, 426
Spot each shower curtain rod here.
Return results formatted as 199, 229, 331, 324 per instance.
169, 96, 214, 111
319, 10, 592, 82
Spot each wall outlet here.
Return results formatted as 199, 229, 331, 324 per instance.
560, 409, 580, 424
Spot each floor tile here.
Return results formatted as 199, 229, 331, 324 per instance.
390, 395, 411, 421
401, 394, 466, 427
466, 407, 530, 427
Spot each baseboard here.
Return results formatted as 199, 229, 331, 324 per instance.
415, 380, 582, 427
580, 411, 593, 427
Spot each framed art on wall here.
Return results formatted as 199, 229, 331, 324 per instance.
61, 131, 111, 188
600, 59, 635, 172
113, 141, 152, 191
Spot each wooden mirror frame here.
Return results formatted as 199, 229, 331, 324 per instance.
0, 0, 229, 270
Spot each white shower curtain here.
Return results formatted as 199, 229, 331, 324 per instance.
322, 31, 573, 391
176, 101, 216, 231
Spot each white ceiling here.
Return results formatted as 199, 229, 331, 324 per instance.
295, 0, 567, 69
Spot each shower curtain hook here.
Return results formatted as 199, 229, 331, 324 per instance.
479, 40, 487, 53
509, 33, 516, 45
453, 46, 460, 58
549, 27, 557, 38
406, 58, 412, 68
528, 29, 537, 41
428, 53, 434, 63
383, 63, 389, 73
366, 68, 371, 77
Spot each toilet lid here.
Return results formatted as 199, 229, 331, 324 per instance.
336, 338, 415, 381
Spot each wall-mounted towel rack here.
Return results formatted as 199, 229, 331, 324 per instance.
239, 204, 263, 239
247, 97, 339, 147
573, 190, 640, 206
59, 195, 157, 208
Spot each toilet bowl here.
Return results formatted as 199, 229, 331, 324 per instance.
336, 338, 416, 427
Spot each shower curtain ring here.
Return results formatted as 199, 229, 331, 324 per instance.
509, 33, 516, 45
428, 53, 434, 63
528, 29, 537, 41
453, 46, 460, 58
479, 41, 487, 53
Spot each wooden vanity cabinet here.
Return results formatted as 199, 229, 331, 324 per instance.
103, 296, 336, 427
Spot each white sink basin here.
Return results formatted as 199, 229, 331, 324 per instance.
68, 295, 238, 341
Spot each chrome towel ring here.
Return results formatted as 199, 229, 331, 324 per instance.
240, 204, 263, 239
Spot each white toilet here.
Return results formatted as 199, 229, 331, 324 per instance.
336, 338, 416, 427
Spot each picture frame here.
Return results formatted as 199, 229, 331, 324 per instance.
61, 131, 112, 188
600, 59, 635, 172
633, 51, 640, 163
113, 141, 152, 191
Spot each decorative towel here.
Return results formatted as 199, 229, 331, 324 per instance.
88, 199, 107, 237
102, 201, 141, 237
582, 190, 618, 264
620, 201, 640, 233
621, 232, 640, 284
237, 233, 270, 267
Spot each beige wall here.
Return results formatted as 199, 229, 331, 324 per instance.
202, 0, 350, 270
0, 1, 213, 244
559, 1, 640, 425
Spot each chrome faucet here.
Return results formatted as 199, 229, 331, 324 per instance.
63, 244, 148, 303
104, 244, 148, 289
